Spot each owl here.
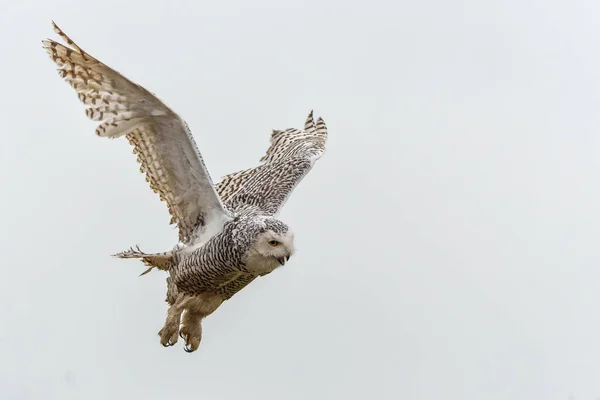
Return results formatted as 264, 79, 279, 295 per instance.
43, 22, 328, 352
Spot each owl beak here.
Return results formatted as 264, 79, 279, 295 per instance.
276, 254, 291, 266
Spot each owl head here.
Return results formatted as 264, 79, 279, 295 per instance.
242, 218, 295, 275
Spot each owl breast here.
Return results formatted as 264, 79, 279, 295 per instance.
243, 252, 282, 276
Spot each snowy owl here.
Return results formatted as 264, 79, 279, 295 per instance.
42, 22, 328, 353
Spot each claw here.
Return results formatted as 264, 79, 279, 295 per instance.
184, 345, 194, 353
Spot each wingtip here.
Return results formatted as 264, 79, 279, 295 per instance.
315, 116, 327, 133
304, 110, 317, 132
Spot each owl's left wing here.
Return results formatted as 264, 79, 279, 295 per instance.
216, 111, 327, 216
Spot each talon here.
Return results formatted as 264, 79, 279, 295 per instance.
184, 345, 194, 353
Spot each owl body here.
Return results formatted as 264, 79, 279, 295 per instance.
43, 22, 326, 353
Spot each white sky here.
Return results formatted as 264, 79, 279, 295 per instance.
1, 1, 600, 399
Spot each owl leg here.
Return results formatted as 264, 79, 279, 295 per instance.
179, 309, 203, 353
158, 293, 186, 347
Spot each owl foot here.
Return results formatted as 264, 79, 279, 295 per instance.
184, 343, 196, 353
178, 321, 196, 342
180, 310, 202, 353
183, 333, 201, 353
158, 324, 179, 347
159, 294, 187, 348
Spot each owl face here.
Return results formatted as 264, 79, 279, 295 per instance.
256, 230, 295, 265
243, 229, 295, 275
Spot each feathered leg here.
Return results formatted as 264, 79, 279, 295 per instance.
179, 310, 203, 353
158, 292, 186, 347
174, 294, 223, 353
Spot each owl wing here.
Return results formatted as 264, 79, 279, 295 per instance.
216, 111, 327, 216
43, 22, 230, 244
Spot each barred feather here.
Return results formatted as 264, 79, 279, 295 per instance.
216, 111, 327, 215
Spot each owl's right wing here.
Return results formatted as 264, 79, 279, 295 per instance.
216, 112, 327, 216
43, 22, 230, 244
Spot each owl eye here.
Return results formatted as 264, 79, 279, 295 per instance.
268, 240, 279, 247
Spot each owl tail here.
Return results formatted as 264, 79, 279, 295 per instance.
112, 246, 175, 276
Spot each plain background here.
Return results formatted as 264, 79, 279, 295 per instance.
1, 0, 599, 399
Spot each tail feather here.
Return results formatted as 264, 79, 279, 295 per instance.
113, 245, 175, 276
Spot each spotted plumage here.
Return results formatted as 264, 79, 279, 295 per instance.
42, 22, 327, 353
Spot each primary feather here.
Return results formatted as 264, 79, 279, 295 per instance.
217, 111, 327, 215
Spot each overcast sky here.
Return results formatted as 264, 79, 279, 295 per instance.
1, 0, 600, 399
